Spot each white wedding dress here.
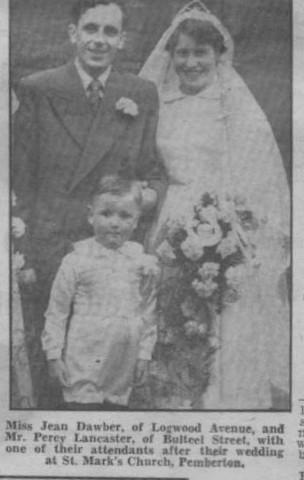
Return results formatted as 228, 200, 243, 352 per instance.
153, 79, 227, 243
154, 79, 289, 409
141, 1, 290, 409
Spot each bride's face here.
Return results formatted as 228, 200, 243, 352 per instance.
172, 33, 219, 94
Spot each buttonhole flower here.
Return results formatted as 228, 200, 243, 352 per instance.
116, 97, 139, 117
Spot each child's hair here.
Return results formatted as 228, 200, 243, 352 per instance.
92, 175, 143, 208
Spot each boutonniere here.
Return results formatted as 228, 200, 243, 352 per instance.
116, 97, 139, 117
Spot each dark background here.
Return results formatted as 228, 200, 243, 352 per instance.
10, 0, 291, 179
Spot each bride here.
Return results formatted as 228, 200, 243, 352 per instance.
141, 1, 290, 409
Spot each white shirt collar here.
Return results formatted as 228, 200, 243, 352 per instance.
74, 58, 112, 92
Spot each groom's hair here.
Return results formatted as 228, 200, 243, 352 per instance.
71, 0, 126, 25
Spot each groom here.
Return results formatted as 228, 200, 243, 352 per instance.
12, 0, 164, 407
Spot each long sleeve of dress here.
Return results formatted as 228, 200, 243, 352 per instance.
136, 83, 167, 203
41, 254, 78, 360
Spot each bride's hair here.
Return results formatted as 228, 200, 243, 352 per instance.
165, 18, 227, 55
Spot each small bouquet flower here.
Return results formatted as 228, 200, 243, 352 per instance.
151, 192, 259, 402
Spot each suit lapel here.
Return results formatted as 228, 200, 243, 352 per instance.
46, 62, 94, 148
68, 71, 128, 192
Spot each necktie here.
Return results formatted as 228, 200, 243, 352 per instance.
87, 79, 103, 113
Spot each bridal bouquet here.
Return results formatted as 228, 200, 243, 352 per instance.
149, 192, 259, 406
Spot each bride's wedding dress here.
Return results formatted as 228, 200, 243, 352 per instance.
141, 1, 290, 409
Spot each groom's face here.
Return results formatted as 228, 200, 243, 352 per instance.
68, 3, 125, 77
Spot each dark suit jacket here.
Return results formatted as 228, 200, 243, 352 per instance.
13, 62, 165, 282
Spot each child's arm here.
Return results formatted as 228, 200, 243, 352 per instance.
41, 254, 77, 386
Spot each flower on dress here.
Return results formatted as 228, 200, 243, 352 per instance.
181, 232, 204, 261
116, 97, 139, 117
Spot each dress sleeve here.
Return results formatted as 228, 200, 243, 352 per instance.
41, 254, 78, 360
137, 255, 160, 360
136, 83, 167, 201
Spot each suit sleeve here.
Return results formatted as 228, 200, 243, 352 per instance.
12, 81, 39, 267
136, 83, 167, 202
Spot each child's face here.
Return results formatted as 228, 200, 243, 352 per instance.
88, 192, 140, 249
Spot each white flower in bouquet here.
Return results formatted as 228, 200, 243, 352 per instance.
181, 297, 196, 319
197, 205, 218, 225
156, 240, 176, 264
185, 217, 200, 234
196, 223, 222, 247
225, 265, 246, 289
216, 231, 238, 258
184, 320, 199, 337
218, 198, 237, 224
197, 323, 208, 338
198, 262, 220, 280
192, 278, 218, 298
181, 232, 204, 261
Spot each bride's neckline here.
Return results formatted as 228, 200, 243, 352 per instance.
162, 76, 221, 103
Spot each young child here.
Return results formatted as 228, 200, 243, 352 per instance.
41, 176, 159, 410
